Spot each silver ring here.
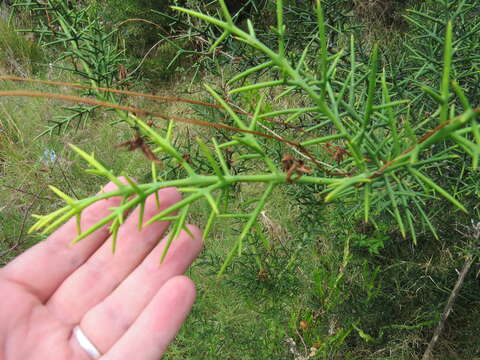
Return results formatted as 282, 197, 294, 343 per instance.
73, 325, 101, 359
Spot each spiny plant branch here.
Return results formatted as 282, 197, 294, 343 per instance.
172, 1, 367, 169
10, 0, 480, 274
369, 107, 480, 181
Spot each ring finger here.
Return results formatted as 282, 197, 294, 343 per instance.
78, 225, 202, 353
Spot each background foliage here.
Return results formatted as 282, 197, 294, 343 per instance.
1, 0, 479, 359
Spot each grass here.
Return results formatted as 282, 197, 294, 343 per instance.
0, 13, 43, 76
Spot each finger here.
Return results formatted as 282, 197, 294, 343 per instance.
80, 225, 202, 353
47, 189, 181, 324
102, 276, 196, 360
0, 180, 127, 302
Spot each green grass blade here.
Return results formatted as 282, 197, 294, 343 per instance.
385, 175, 406, 238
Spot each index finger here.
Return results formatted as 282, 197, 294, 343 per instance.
0, 180, 126, 302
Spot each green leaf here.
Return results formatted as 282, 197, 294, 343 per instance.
69, 144, 124, 188
218, 182, 276, 277
48, 185, 75, 205
160, 205, 190, 262
218, 0, 233, 24
364, 44, 379, 128
421, 86, 444, 104
315, 0, 327, 91
409, 167, 467, 213
227, 61, 273, 84
353, 324, 376, 343
229, 80, 284, 94
196, 137, 224, 179
440, 21, 453, 124
325, 176, 371, 202
209, 30, 230, 52
364, 183, 371, 223
385, 175, 406, 238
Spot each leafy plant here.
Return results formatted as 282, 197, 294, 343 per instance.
12, 0, 128, 134
1, 0, 479, 278
352, 232, 386, 255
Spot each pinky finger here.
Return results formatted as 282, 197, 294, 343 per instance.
102, 276, 195, 360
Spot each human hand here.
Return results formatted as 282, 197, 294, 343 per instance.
0, 180, 203, 359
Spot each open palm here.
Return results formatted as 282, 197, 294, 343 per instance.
0, 180, 203, 360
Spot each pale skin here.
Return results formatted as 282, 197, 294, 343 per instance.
0, 179, 204, 359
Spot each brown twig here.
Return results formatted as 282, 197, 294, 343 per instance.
0, 89, 304, 145
4, 79, 473, 180
0, 89, 366, 178
0, 75, 311, 134
57, 158, 79, 199
423, 221, 480, 359
367, 107, 480, 182
1, 184, 54, 201
0, 75, 244, 112
422, 255, 474, 360
0, 185, 45, 258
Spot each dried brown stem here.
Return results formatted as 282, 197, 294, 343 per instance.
0, 76, 309, 133
0, 75, 241, 111
422, 255, 474, 360
0, 90, 300, 143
